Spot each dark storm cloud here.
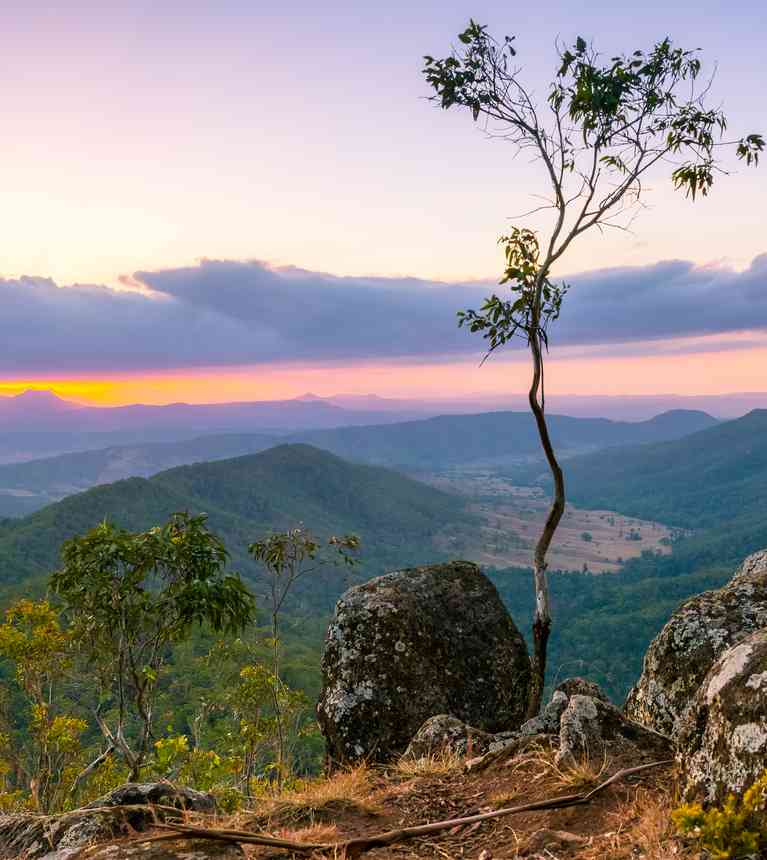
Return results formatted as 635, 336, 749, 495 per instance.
2, 254, 766, 373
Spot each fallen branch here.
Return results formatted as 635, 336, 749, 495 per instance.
145, 759, 671, 857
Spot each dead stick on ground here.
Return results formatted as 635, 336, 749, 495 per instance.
149, 760, 672, 858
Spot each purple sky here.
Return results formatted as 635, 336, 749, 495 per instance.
0, 1, 765, 403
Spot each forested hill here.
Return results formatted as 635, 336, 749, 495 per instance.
561, 409, 767, 528
0, 432, 279, 517
0, 444, 469, 599
545, 409, 767, 576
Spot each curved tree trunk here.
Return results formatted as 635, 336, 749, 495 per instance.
526, 329, 566, 718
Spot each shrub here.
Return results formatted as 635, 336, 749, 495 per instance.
673, 771, 767, 859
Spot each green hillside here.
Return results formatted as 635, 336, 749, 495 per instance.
0, 444, 469, 601
560, 409, 767, 530
0, 432, 279, 517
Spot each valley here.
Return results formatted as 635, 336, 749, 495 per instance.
424, 470, 676, 572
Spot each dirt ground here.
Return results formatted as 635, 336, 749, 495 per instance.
224, 745, 690, 860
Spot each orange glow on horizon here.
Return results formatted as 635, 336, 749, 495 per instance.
2, 338, 767, 408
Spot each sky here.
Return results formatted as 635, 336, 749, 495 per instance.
1, 0, 765, 406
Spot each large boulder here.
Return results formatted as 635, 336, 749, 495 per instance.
625, 549, 767, 738
678, 628, 767, 802
317, 561, 531, 765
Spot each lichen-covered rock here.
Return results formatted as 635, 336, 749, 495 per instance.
518, 691, 569, 737
317, 561, 531, 765
557, 695, 671, 766
73, 838, 243, 859
678, 628, 767, 802
471, 680, 613, 761
404, 714, 493, 759
0, 784, 219, 859
555, 677, 611, 704
84, 782, 216, 815
625, 549, 767, 738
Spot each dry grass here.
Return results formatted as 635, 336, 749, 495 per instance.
619, 785, 688, 860
573, 782, 693, 860
394, 749, 464, 779
525, 745, 611, 791
272, 822, 340, 846
244, 764, 381, 829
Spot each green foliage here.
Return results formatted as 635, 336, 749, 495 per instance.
424, 24, 762, 200
149, 734, 242, 809
51, 512, 255, 780
490, 549, 732, 702
673, 770, 767, 859
0, 599, 85, 812
457, 228, 567, 356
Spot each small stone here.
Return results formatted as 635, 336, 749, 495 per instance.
404, 714, 493, 759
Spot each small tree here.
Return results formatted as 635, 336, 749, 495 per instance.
248, 528, 359, 787
423, 23, 763, 715
52, 512, 255, 783
0, 600, 85, 812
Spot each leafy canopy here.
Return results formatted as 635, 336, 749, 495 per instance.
424, 23, 763, 357
52, 511, 255, 649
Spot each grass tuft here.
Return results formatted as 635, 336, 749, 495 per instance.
395, 749, 464, 779
245, 764, 381, 828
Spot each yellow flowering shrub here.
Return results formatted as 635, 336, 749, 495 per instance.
673, 771, 767, 859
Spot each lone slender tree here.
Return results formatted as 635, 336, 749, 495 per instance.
423, 23, 763, 715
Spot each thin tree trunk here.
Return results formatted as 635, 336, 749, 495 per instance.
271, 610, 285, 791
526, 329, 566, 718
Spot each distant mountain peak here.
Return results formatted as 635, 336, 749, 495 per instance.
294, 392, 325, 401
11, 389, 68, 403
2, 389, 79, 411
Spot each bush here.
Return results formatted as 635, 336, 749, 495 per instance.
673, 771, 767, 859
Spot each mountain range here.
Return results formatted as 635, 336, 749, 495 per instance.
0, 407, 719, 516
0, 390, 424, 464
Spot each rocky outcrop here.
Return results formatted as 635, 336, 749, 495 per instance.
84, 782, 216, 814
556, 695, 671, 766
317, 561, 531, 765
59, 838, 242, 859
0, 783, 222, 860
626, 549, 767, 738
407, 678, 670, 769
404, 714, 493, 759
678, 628, 767, 802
